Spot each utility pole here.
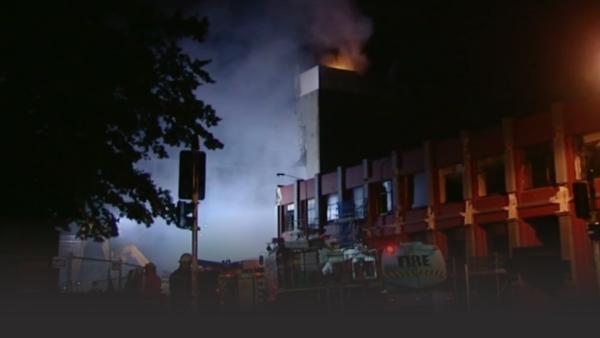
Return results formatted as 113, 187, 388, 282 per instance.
191, 135, 200, 310
178, 135, 206, 310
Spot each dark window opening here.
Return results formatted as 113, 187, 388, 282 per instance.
581, 141, 600, 179
528, 216, 561, 255
523, 142, 555, 189
445, 228, 466, 261
483, 222, 509, 257
445, 173, 463, 203
477, 156, 506, 196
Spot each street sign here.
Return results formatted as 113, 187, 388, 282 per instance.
178, 150, 206, 200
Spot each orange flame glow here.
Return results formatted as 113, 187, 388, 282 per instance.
319, 44, 369, 74
321, 53, 356, 72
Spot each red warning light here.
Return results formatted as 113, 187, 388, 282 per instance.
385, 245, 396, 255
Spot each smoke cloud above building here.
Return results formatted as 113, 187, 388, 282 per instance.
75, 0, 372, 275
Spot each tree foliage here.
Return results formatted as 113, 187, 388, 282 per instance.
1, 1, 223, 240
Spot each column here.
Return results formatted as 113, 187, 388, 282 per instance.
502, 118, 520, 255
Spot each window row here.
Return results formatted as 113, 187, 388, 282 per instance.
281, 139, 582, 231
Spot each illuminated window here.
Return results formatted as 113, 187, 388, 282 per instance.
408, 172, 428, 208
379, 181, 393, 214
307, 198, 317, 228
353, 186, 365, 219
326, 194, 339, 222
285, 204, 295, 231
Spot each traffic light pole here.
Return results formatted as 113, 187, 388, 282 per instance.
586, 167, 600, 295
191, 136, 200, 310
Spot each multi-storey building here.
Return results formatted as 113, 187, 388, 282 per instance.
277, 98, 600, 301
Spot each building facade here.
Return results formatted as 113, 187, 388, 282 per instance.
277, 99, 600, 301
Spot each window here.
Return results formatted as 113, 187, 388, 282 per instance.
307, 198, 317, 228
523, 142, 555, 189
326, 194, 339, 222
379, 180, 393, 214
284, 203, 295, 231
439, 165, 464, 204
409, 172, 428, 208
477, 156, 506, 197
353, 186, 365, 219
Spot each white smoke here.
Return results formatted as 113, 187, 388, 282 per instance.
304, 0, 373, 73
74, 0, 374, 275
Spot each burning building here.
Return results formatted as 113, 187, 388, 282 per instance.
296, 64, 397, 178
278, 97, 600, 306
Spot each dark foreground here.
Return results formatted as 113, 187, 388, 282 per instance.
2, 292, 600, 338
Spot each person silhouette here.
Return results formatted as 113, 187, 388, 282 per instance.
169, 253, 193, 314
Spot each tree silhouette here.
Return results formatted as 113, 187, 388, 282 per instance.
1, 1, 222, 240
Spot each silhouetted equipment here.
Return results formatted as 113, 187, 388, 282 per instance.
178, 150, 206, 200
177, 201, 194, 230
588, 222, 600, 241
508, 247, 570, 291
573, 181, 591, 219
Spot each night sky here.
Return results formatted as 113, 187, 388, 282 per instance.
60, 0, 600, 274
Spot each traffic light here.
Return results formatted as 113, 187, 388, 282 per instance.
179, 150, 206, 200
573, 181, 591, 219
176, 200, 194, 230
588, 222, 600, 241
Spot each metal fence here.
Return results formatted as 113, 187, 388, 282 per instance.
443, 254, 512, 309
58, 254, 142, 293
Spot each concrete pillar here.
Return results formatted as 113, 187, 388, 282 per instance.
391, 151, 402, 234
461, 131, 476, 257
502, 118, 518, 194
314, 174, 322, 231
424, 140, 436, 207
294, 180, 302, 230
424, 141, 436, 231
461, 131, 474, 201
362, 158, 372, 181
363, 159, 373, 229
552, 103, 569, 184
553, 103, 577, 284
337, 166, 345, 206
502, 118, 520, 253
559, 215, 577, 283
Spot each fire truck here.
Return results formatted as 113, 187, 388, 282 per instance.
217, 259, 267, 312
263, 237, 382, 313
263, 237, 452, 313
